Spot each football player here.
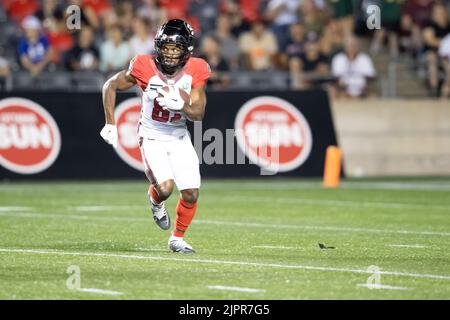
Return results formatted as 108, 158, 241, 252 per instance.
100, 19, 210, 253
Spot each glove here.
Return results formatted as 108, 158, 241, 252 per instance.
100, 124, 118, 148
156, 86, 185, 112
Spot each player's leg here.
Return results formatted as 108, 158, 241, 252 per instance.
173, 188, 199, 237
167, 134, 201, 253
139, 137, 175, 230
149, 180, 174, 203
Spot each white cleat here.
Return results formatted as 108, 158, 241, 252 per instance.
150, 199, 170, 230
168, 235, 195, 253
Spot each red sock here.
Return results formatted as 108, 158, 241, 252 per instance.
148, 184, 162, 205
173, 198, 197, 237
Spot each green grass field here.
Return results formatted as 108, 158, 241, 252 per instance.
0, 178, 449, 299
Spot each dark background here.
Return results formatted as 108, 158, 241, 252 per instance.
0, 90, 338, 180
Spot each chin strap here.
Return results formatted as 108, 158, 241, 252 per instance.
155, 54, 190, 75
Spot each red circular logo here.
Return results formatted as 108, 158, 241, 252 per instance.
235, 96, 312, 172
0, 98, 61, 174
115, 98, 144, 171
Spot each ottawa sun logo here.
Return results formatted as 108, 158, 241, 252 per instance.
0, 97, 61, 174
114, 97, 144, 171
234, 96, 313, 173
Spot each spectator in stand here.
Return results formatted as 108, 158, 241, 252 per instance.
280, 22, 306, 69
238, 19, 278, 71
328, 0, 354, 37
100, 24, 131, 73
129, 17, 154, 56
403, 0, 436, 28
438, 33, 450, 98
116, 0, 135, 39
0, 55, 10, 78
189, 0, 221, 35
66, 0, 100, 30
298, 0, 329, 39
153, 2, 201, 36
320, 18, 345, 59
3, 0, 38, 24
199, 35, 231, 89
35, 0, 62, 25
0, 52, 11, 91
370, 0, 405, 59
66, 26, 99, 71
264, 0, 301, 51
35, 0, 73, 66
18, 16, 53, 76
158, 0, 189, 20
207, 13, 240, 70
402, 0, 436, 57
331, 36, 376, 99
289, 35, 329, 89
221, 0, 251, 37
82, 0, 116, 30
239, 0, 263, 24
423, 3, 450, 96
136, 0, 168, 33
45, 9, 74, 66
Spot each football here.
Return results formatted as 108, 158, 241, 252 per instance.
159, 85, 191, 105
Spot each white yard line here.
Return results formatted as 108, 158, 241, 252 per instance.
69, 206, 145, 212
356, 284, 409, 290
343, 182, 450, 192
77, 288, 123, 296
387, 244, 427, 249
207, 285, 266, 293
135, 247, 167, 252
69, 199, 450, 211
196, 219, 450, 237
0, 207, 33, 212
253, 245, 298, 250
0, 212, 89, 220
2, 195, 449, 213
0, 212, 143, 221
204, 181, 450, 192
1, 248, 449, 281
1, 211, 450, 237
221, 195, 450, 211
71, 206, 118, 212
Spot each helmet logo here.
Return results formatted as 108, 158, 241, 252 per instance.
186, 23, 194, 36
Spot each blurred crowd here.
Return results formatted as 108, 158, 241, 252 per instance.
0, 0, 450, 98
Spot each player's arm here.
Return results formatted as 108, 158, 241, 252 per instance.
100, 70, 136, 148
102, 70, 136, 124
182, 86, 207, 121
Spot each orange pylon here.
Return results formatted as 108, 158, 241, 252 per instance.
323, 146, 342, 188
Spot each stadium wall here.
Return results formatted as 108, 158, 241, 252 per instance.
0, 91, 338, 180
332, 99, 450, 177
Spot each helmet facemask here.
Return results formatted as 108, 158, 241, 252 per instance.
154, 20, 195, 75
155, 41, 190, 74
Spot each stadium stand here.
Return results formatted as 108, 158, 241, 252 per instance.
0, 0, 449, 98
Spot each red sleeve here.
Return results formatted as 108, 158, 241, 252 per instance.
191, 58, 211, 89
128, 55, 152, 90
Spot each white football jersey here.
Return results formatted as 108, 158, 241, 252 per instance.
129, 54, 210, 141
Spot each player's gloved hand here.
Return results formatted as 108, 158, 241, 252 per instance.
100, 124, 118, 148
156, 86, 185, 112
